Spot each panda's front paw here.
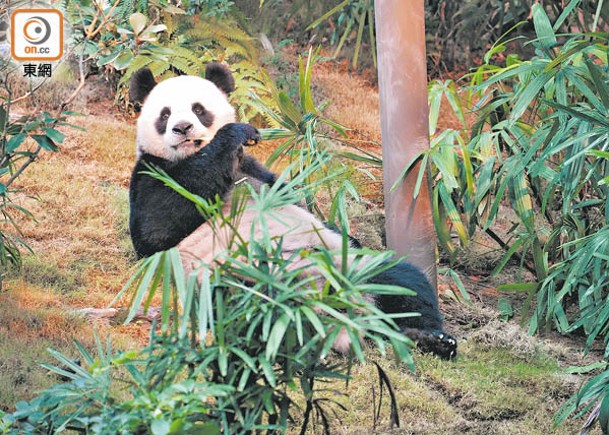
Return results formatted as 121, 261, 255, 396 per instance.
428, 331, 458, 360
242, 125, 260, 147
222, 123, 260, 147
214, 123, 260, 152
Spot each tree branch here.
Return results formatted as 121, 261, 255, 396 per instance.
4, 145, 42, 189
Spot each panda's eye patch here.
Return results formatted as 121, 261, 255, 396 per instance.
155, 107, 171, 135
192, 103, 215, 127
192, 103, 205, 115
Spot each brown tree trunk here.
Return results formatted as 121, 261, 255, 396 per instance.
374, 0, 437, 289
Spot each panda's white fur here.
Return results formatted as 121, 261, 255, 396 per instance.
135, 75, 236, 161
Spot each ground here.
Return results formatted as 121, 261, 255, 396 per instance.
0, 55, 603, 434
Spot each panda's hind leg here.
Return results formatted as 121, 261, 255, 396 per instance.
369, 261, 457, 360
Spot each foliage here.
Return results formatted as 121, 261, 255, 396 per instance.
258, 1, 609, 75
0, 60, 81, 286
182, 0, 236, 16
307, 0, 375, 70
59, 1, 276, 118
426, 0, 609, 75
412, 3, 609, 427
1, 155, 415, 433
555, 361, 609, 433
252, 47, 380, 230
416, 1, 609, 333
0, 333, 231, 434
118, 11, 277, 120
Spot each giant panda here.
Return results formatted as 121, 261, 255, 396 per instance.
128, 63, 457, 360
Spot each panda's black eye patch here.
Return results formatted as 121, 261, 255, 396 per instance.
192, 103, 214, 128
155, 107, 171, 134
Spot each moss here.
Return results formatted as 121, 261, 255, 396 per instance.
7, 255, 85, 294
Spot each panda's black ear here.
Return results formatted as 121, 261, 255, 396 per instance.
130, 68, 157, 106
205, 62, 235, 95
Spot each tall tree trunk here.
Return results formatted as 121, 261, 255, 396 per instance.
374, 0, 437, 290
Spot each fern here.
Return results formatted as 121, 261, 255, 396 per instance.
117, 12, 278, 121
115, 0, 136, 24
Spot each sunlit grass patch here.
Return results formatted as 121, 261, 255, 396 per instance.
7, 116, 137, 307
6, 255, 85, 295
416, 342, 578, 433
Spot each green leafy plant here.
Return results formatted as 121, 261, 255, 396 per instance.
554, 361, 609, 433
60, 1, 277, 118
307, 0, 375, 70
415, 2, 609, 432
252, 47, 381, 229
0, 59, 81, 286
0, 332, 231, 433
1, 156, 416, 434
412, 1, 609, 325
425, 0, 609, 75
417, 4, 609, 428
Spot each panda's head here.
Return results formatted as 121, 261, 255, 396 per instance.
130, 63, 237, 162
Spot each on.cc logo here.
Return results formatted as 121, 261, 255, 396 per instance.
22, 16, 51, 45
11, 9, 63, 61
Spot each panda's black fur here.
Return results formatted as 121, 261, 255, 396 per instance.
128, 64, 457, 360
129, 64, 275, 258
129, 122, 270, 257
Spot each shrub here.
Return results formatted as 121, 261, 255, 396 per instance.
0, 57, 81, 287
418, 2, 609, 333
1, 156, 415, 434
416, 4, 609, 428
60, 1, 277, 119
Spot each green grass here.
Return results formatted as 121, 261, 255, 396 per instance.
0, 296, 85, 412
6, 255, 85, 295
284, 339, 582, 434
414, 343, 578, 434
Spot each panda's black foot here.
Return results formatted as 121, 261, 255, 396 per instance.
403, 328, 457, 360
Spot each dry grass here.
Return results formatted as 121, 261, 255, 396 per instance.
10, 115, 136, 307
0, 91, 147, 410
316, 60, 382, 144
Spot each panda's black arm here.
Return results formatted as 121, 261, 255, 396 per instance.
200, 123, 260, 161
240, 153, 277, 185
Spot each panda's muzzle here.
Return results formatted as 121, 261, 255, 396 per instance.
170, 121, 206, 149
172, 138, 205, 149
172, 121, 193, 136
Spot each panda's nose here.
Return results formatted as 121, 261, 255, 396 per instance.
172, 122, 193, 135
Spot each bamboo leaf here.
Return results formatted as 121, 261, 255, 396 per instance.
266, 313, 291, 361
352, 8, 366, 69
532, 3, 557, 49
307, 0, 350, 30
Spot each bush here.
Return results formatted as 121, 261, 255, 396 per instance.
419, 3, 609, 334
60, 1, 277, 118
1, 155, 415, 434
417, 4, 609, 428
0, 57, 81, 287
